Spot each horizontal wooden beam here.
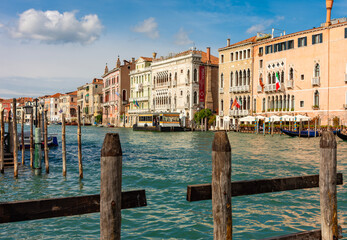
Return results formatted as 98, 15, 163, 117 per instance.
0, 190, 146, 223
187, 173, 343, 202
260, 229, 321, 240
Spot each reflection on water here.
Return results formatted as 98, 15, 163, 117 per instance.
0, 126, 346, 239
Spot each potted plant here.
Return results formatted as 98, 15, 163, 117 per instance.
312, 105, 319, 110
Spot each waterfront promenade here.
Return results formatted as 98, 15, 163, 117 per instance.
0, 126, 346, 239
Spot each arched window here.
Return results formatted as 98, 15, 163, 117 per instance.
243, 70, 246, 85
281, 70, 284, 83
247, 49, 251, 58
194, 69, 197, 82
187, 69, 190, 82
272, 72, 276, 84
230, 72, 233, 87
289, 68, 294, 80
235, 71, 238, 86
236, 52, 238, 60
314, 63, 320, 77
283, 95, 286, 110
239, 71, 242, 86
247, 96, 250, 110
122, 90, 127, 101
314, 90, 319, 107
230, 53, 234, 61
220, 74, 224, 88
221, 100, 224, 111
262, 98, 266, 111
291, 95, 295, 110
268, 73, 271, 84
247, 69, 250, 85
279, 95, 283, 110
175, 72, 177, 81
193, 91, 197, 104
267, 97, 270, 111
253, 98, 256, 112
271, 96, 274, 109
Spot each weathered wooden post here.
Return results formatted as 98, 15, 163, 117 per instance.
30, 112, 34, 168
21, 110, 25, 165
0, 109, 4, 173
7, 110, 12, 154
263, 121, 265, 136
44, 111, 49, 173
100, 133, 122, 240
271, 120, 274, 137
319, 131, 338, 240
62, 114, 66, 176
13, 99, 18, 178
212, 131, 232, 240
34, 128, 42, 175
77, 106, 83, 179
279, 118, 282, 136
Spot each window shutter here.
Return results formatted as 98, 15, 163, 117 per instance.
304, 37, 307, 46
312, 35, 315, 44
319, 33, 323, 43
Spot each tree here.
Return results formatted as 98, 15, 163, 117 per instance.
194, 108, 213, 125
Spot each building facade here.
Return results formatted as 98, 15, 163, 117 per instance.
59, 91, 77, 122
150, 48, 219, 126
77, 78, 103, 125
128, 56, 153, 126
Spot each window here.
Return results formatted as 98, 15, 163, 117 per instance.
236, 52, 238, 60
314, 90, 319, 107
262, 98, 265, 111
314, 63, 320, 77
301, 74, 304, 80
312, 33, 323, 44
221, 55, 224, 63
194, 69, 197, 82
260, 60, 263, 69
281, 70, 284, 83
300, 101, 304, 107
243, 50, 246, 59
180, 90, 183, 96
247, 49, 251, 58
230, 53, 234, 61
221, 100, 224, 111
239, 51, 242, 60
289, 68, 294, 80
122, 90, 127, 101
220, 74, 224, 88
287, 40, 294, 49
193, 91, 197, 104
345, 28, 347, 38
253, 98, 256, 112
259, 47, 263, 56
230, 72, 233, 87
298, 37, 307, 47
265, 45, 273, 54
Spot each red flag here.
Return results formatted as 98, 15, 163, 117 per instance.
259, 78, 264, 92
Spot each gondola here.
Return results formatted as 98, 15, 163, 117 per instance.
281, 129, 320, 137
337, 131, 347, 141
19, 131, 58, 149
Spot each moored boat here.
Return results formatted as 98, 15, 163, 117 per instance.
19, 132, 58, 149
281, 129, 320, 137
133, 113, 184, 132
337, 131, 347, 141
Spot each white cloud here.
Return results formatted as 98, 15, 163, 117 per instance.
174, 27, 193, 45
132, 17, 159, 39
9, 9, 103, 44
246, 16, 285, 34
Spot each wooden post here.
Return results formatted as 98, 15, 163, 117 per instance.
212, 131, 232, 240
280, 119, 282, 136
0, 109, 4, 173
12, 99, 18, 178
30, 112, 34, 168
308, 120, 310, 139
8, 110, 12, 154
315, 119, 317, 137
21, 110, 25, 165
44, 111, 49, 173
319, 131, 338, 240
299, 119, 302, 138
34, 128, 42, 174
62, 114, 66, 176
100, 133, 122, 240
263, 121, 265, 136
271, 120, 274, 137
77, 106, 83, 179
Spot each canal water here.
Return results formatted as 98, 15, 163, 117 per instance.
0, 126, 346, 239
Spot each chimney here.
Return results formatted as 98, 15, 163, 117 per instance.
132, 57, 135, 63
152, 52, 157, 59
206, 47, 211, 63
227, 38, 230, 46
325, 0, 334, 26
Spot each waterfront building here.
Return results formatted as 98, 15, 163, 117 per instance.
59, 91, 77, 123
47, 93, 62, 123
253, 16, 347, 125
77, 78, 103, 124
128, 56, 153, 126
150, 48, 219, 126
2, 99, 12, 121
216, 35, 270, 129
102, 57, 135, 126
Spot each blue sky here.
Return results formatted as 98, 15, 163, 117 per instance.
0, 0, 346, 98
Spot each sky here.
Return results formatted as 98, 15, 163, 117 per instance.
0, 0, 346, 99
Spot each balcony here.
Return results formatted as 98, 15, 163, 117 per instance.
135, 83, 143, 92
312, 77, 320, 86
129, 67, 152, 75
220, 88, 224, 94
264, 83, 283, 92
219, 110, 223, 116
257, 85, 263, 93
287, 80, 294, 89
229, 85, 250, 93
229, 109, 249, 116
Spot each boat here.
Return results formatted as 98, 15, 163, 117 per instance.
281, 129, 337, 138
133, 113, 184, 132
337, 131, 347, 141
19, 131, 58, 149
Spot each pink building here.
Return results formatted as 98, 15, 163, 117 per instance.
102, 57, 135, 126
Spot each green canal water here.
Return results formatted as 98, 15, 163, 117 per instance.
0, 126, 346, 239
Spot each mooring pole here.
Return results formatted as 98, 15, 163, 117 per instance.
77, 106, 83, 179
62, 114, 66, 176
0, 109, 4, 173
30, 112, 34, 168
315, 119, 317, 137
100, 133, 122, 240
34, 128, 42, 175
263, 121, 265, 136
21, 110, 25, 165
44, 111, 49, 173
212, 131, 232, 240
12, 98, 18, 178
319, 131, 338, 240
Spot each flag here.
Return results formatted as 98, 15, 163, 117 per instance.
115, 92, 120, 97
236, 98, 242, 109
133, 100, 136, 108
59, 109, 63, 113
230, 99, 233, 109
231, 98, 237, 109
136, 100, 140, 107
259, 77, 264, 92
275, 72, 281, 91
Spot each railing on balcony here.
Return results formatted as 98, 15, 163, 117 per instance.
219, 110, 223, 116
229, 109, 249, 116
257, 85, 263, 93
264, 83, 283, 92
287, 80, 294, 89
312, 77, 320, 86
229, 85, 250, 93
129, 67, 152, 75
